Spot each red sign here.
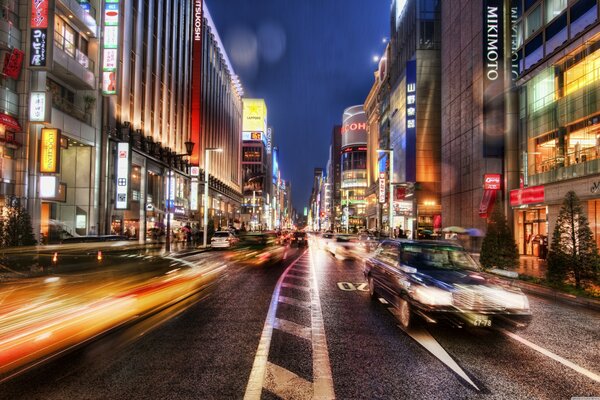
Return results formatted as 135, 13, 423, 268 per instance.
483, 173, 502, 190
395, 187, 406, 200
31, 0, 49, 29
510, 186, 545, 206
341, 122, 367, 134
0, 113, 21, 131
189, 0, 203, 165
3, 49, 24, 79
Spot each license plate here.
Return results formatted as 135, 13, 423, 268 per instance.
472, 315, 492, 327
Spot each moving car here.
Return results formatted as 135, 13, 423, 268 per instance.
327, 234, 357, 260
232, 232, 285, 265
211, 231, 239, 249
364, 240, 532, 329
290, 231, 308, 247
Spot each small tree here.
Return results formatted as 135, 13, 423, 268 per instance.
207, 219, 215, 241
547, 191, 599, 289
1, 205, 37, 247
480, 201, 519, 270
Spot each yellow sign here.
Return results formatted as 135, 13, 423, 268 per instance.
242, 98, 267, 132
40, 128, 60, 173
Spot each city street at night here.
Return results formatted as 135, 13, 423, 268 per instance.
1, 240, 598, 399
1, 0, 600, 398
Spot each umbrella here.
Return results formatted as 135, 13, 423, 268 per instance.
442, 226, 466, 233
466, 228, 484, 237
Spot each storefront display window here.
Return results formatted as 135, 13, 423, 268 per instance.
515, 208, 547, 256
563, 47, 600, 96
588, 200, 600, 249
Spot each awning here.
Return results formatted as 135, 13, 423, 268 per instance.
479, 189, 497, 218
0, 113, 21, 131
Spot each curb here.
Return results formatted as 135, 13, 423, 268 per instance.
507, 279, 600, 312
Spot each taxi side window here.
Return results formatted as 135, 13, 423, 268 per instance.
376, 242, 399, 266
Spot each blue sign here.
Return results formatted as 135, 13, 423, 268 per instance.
405, 59, 416, 182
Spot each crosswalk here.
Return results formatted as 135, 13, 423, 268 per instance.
244, 249, 335, 400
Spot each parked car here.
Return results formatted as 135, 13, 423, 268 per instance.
364, 240, 532, 329
290, 231, 308, 247
211, 231, 239, 249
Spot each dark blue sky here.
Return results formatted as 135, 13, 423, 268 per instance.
207, 0, 390, 212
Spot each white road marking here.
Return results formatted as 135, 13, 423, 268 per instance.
244, 251, 308, 400
309, 249, 336, 399
278, 296, 311, 309
281, 282, 311, 291
500, 328, 600, 384
283, 251, 288, 260
378, 297, 389, 304
264, 361, 312, 399
274, 318, 312, 341
388, 308, 480, 391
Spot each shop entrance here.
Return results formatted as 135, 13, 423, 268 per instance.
516, 208, 547, 256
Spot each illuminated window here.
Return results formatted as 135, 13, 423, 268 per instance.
545, 0, 567, 23
563, 48, 600, 96
527, 67, 556, 112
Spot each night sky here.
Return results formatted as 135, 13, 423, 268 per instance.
207, 0, 390, 212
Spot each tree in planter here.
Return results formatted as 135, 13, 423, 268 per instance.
1, 205, 37, 247
480, 201, 519, 270
207, 219, 215, 242
547, 190, 599, 289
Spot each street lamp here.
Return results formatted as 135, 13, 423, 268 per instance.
377, 149, 394, 237
203, 147, 223, 248
166, 141, 195, 252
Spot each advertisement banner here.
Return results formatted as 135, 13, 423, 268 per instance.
102, 0, 120, 95
31, 0, 49, 28
483, 173, 502, 190
378, 173, 386, 204
510, 186, 545, 207
405, 59, 417, 182
29, 91, 50, 122
190, 0, 203, 165
190, 178, 199, 211
242, 99, 267, 133
40, 128, 60, 173
3, 48, 24, 79
115, 142, 130, 209
482, 0, 505, 158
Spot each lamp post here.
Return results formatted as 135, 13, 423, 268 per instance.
377, 149, 394, 237
203, 147, 223, 248
165, 141, 195, 252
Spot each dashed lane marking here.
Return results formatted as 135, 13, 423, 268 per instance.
286, 273, 310, 280
500, 328, 600, 384
388, 308, 480, 391
281, 282, 311, 291
244, 251, 308, 400
264, 361, 312, 400
278, 295, 311, 309
274, 318, 312, 341
309, 248, 336, 399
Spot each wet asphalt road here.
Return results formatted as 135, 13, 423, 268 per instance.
1, 243, 599, 399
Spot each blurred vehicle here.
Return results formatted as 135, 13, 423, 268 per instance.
233, 232, 285, 265
290, 231, 308, 247
357, 232, 380, 254
364, 240, 532, 329
211, 231, 239, 249
319, 232, 335, 250
327, 234, 358, 260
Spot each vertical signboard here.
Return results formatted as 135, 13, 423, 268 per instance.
30, 0, 49, 68
190, 178, 199, 211
30, 91, 50, 122
483, 0, 505, 157
102, 0, 120, 95
405, 59, 417, 182
378, 173, 386, 203
190, 0, 203, 165
40, 128, 60, 173
115, 142, 130, 209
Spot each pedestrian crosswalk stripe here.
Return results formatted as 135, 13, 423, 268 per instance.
264, 361, 312, 400
274, 318, 311, 341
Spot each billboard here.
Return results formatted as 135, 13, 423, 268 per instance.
242, 99, 267, 133
341, 105, 367, 149
40, 128, 60, 173
102, 0, 120, 95
115, 142, 130, 209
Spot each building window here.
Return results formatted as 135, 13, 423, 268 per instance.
563, 47, 600, 97
545, 0, 567, 23
525, 4, 542, 39
528, 67, 556, 112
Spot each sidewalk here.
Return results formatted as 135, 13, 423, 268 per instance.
470, 254, 547, 279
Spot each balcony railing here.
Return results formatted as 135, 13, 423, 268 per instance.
54, 32, 95, 71
528, 147, 600, 186
51, 93, 92, 126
